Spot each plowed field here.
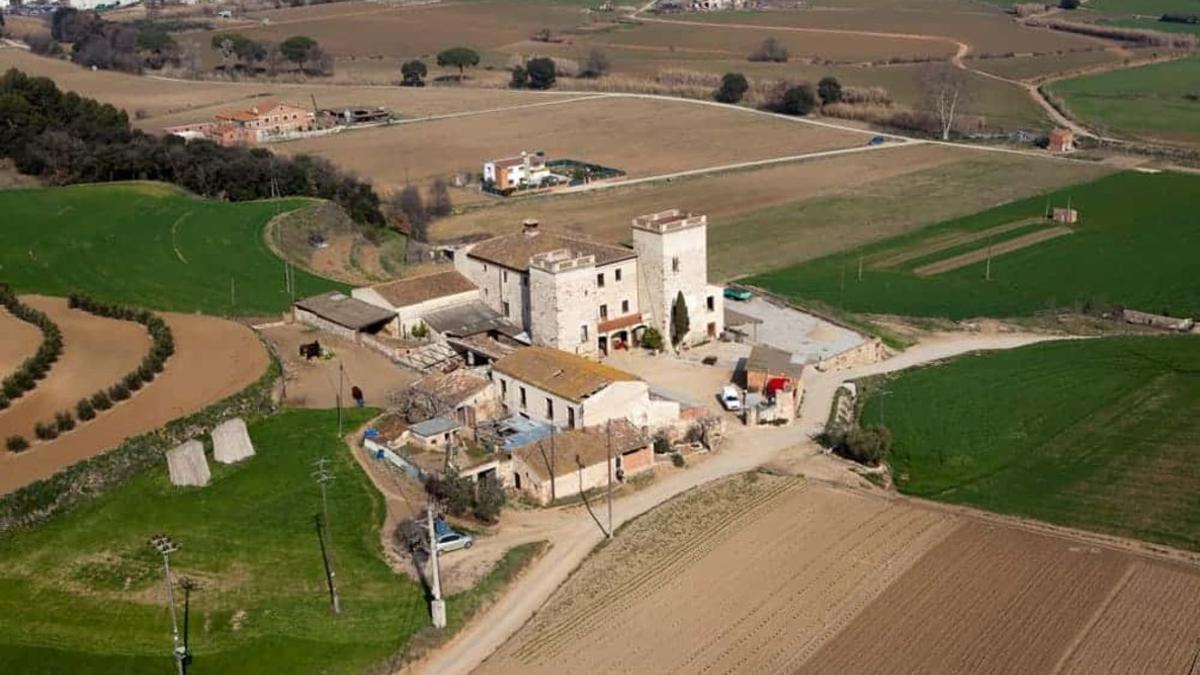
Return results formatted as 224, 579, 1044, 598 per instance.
0, 299, 269, 494
0, 306, 41, 378
479, 477, 1200, 674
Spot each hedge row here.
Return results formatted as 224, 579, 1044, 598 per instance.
0, 285, 64, 412
17, 295, 176, 449
0, 357, 280, 532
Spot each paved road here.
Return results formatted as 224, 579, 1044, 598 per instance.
413, 330, 1063, 675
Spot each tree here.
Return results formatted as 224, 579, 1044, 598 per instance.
279, 35, 318, 71
212, 33, 266, 69
918, 62, 971, 140
670, 291, 690, 347
474, 476, 505, 523
395, 185, 427, 241
400, 59, 427, 87
436, 46, 480, 79
777, 84, 817, 116
526, 57, 556, 89
749, 36, 788, 63
510, 65, 528, 88
827, 424, 893, 466
817, 76, 842, 106
715, 72, 749, 104
580, 48, 610, 78
427, 177, 452, 218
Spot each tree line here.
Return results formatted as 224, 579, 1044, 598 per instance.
0, 68, 385, 225
25, 8, 188, 73
211, 33, 334, 76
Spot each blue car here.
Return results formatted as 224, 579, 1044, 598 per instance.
868, 135, 887, 146
724, 287, 752, 302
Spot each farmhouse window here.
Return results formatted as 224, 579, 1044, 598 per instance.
707, 295, 715, 311
520, 387, 527, 409
622, 300, 629, 313
597, 273, 605, 288
672, 257, 680, 273
503, 301, 511, 318
568, 407, 576, 429
615, 268, 622, 282
600, 304, 608, 320
501, 379, 507, 396
503, 270, 508, 283
546, 398, 554, 420
581, 325, 589, 342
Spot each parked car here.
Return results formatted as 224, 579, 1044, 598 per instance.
720, 385, 742, 411
724, 287, 752, 302
868, 135, 887, 146
430, 530, 474, 554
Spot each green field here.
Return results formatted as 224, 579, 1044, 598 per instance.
863, 336, 1200, 550
1088, 0, 1200, 15
1107, 17, 1200, 36
0, 183, 345, 316
1047, 56, 1200, 145
745, 171, 1200, 320
0, 408, 530, 674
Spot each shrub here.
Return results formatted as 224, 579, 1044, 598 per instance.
510, 65, 528, 89
580, 48, 610, 78
474, 477, 506, 523
137, 364, 156, 384
0, 395, 7, 411
670, 452, 686, 468
526, 57, 557, 90
818, 76, 843, 105
6, 435, 29, 452
34, 422, 59, 441
828, 425, 894, 466
653, 433, 671, 454
91, 390, 113, 410
77, 398, 97, 421
109, 382, 131, 401
775, 85, 818, 116
3, 379, 21, 399
124, 372, 145, 392
640, 326, 664, 351
54, 410, 76, 433
715, 72, 749, 104
749, 37, 788, 63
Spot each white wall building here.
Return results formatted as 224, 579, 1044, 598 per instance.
483, 151, 551, 192
352, 270, 480, 338
490, 346, 679, 431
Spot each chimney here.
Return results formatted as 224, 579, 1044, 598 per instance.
522, 218, 540, 236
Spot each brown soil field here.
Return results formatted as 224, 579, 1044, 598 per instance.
278, 96, 863, 194
259, 322, 417, 409
432, 145, 1112, 279
481, 477, 1200, 675
971, 48, 1123, 82
868, 217, 1041, 268
0, 48, 579, 128
479, 476, 960, 674
0, 306, 42, 379
0, 296, 151, 443
913, 225, 1072, 276
0, 302, 268, 495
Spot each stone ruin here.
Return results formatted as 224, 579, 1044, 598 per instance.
166, 440, 210, 487
212, 417, 256, 465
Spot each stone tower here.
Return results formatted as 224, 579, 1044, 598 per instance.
528, 249, 598, 356
632, 209, 723, 346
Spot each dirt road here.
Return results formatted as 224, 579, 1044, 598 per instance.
414, 330, 1063, 675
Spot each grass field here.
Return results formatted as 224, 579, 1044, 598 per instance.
0, 408, 416, 674
863, 336, 1200, 551
0, 183, 343, 316
745, 170, 1199, 320
1106, 17, 1200, 36
1046, 55, 1200, 146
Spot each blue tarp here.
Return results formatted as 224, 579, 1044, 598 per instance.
498, 416, 556, 451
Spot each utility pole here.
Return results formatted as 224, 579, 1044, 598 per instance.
230, 277, 236, 308
150, 534, 187, 675
337, 362, 345, 437
312, 459, 341, 615
985, 235, 993, 282
179, 578, 197, 674
605, 420, 613, 537
427, 501, 446, 628
549, 426, 557, 504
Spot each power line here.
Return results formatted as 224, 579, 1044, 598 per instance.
149, 534, 188, 675
312, 459, 342, 615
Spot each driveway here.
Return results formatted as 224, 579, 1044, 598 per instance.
726, 296, 865, 364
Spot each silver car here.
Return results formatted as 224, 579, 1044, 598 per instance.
431, 531, 474, 554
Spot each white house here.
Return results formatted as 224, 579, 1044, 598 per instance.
483, 151, 551, 192
352, 270, 480, 338
489, 346, 679, 430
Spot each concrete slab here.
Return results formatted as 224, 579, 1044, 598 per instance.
724, 297, 864, 364
212, 417, 255, 464
166, 440, 210, 487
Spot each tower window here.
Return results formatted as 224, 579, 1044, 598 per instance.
622, 300, 629, 313
597, 273, 605, 288
600, 304, 608, 320
615, 268, 622, 281
672, 257, 680, 273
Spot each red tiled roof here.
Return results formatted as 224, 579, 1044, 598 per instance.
598, 313, 642, 333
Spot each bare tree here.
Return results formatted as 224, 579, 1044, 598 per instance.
918, 62, 971, 141
427, 178, 452, 218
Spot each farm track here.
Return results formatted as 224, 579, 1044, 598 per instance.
867, 217, 1042, 268
912, 224, 1072, 276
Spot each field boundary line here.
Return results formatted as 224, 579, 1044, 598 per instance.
901, 493, 1200, 568
1049, 562, 1137, 675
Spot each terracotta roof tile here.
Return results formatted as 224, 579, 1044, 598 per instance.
368, 270, 476, 308
493, 346, 639, 403
514, 419, 648, 480
467, 231, 635, 272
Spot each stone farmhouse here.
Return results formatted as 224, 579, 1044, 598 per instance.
510, 419, 653, 505
453, 209, 724, 357
352, 270, 481, 339
165, 101, 315, 146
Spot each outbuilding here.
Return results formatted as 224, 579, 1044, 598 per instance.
409, 416, 462, 451
510, 419, 652, 505
293, 291, 396, 342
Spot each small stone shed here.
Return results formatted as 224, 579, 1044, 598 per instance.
293, 291, 396, 342
510, 419, 652, 505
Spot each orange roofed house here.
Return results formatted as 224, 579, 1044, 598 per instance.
166, 101, 315, 146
